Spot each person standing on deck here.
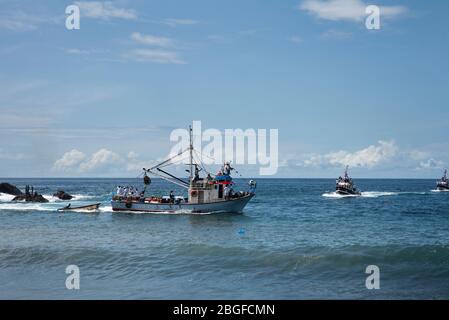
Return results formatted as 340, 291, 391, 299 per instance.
193, 164, 202, 182
224, 185, 231, 200
223, 162, 234, 176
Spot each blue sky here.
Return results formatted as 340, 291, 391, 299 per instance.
0, 0, 448, 178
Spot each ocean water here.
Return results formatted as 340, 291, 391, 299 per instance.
0, 178, 448, 299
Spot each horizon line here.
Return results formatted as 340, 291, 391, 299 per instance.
0, 177, 441, 180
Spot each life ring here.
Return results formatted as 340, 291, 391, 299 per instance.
190, 190, 198, 197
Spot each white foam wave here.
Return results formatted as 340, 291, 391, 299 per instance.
58, 209, 100, 213
322, 192, 359, 198
42, 194, 97, 202
360, 191, 399, 198
0, 202, 54, 211
322, 191, 399, 198
0, 193, 16, 202
0, 193, 97, 205
431, 189, 449, 193
99, 205, 113, 213
102, 205, 212, 215
72, 194, 96, 200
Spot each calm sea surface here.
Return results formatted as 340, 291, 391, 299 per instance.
1, 178, 448, 299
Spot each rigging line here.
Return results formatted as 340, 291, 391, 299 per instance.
158, 152, 190, 168
193, 150, 214, 176
192, 150, 208, 171
148, 148, 189, 170
148, 170, 189, 189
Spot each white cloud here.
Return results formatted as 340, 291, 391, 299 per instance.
0, 11, 52, 31
75, 1, 137, 20
162, 18, 199, 27
299, 0, 407, 22
53, 148, 159, 175
408, 150, 429, 161
417, 158, 444, 170
127, 151, 139, 159
130, 32, 174, 48
125, 49, 185, 64
79, 148, 122, 172
53, 149, 86, 171
301, 140, 398, 168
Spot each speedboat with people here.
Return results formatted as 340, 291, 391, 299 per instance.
436, 169, 449, 191
111, 125, 256, 213
335, 166, 361, 196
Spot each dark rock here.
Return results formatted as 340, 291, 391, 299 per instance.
12, 194, 49, 203
0, 183, 23, 196
53, 190, 73, 200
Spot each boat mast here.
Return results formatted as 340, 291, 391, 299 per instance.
189, 125, 193, 185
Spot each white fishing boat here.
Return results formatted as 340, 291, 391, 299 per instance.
111, 126, 256, 213
436, 169, 449, 191
335, 166, 361, 196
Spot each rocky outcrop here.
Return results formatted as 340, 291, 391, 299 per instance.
0, 183, 23, 196
12, 193, 49, 203
53, 190, 73, 200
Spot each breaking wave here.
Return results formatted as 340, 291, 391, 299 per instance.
0, 193, 15, 202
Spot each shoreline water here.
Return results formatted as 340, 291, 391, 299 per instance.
1, 178, 449, 299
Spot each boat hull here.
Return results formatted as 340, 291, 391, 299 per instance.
336, 188, 361, 196
111, 194, 255, 214
437, 185, 449, 191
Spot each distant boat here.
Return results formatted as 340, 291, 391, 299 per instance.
335, 166, 361, 196
436, 169, 449, 191
111, 125, 256, 214
57, 203, 101, 212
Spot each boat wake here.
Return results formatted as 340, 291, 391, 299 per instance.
322, 191, 398, 198
431, 189, 449, 193
322, 192, 360, 198
322, 191, 430, 199
361, 191, 400, 198
102, 206, 214, 215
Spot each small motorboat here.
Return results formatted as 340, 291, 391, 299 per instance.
57, 203, 101, 212
436, 169, 449, 191
335, 166, 361, 196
